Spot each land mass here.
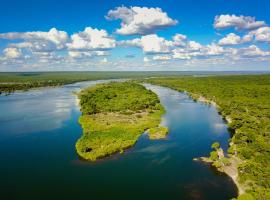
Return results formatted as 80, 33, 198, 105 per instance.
145, 75, 270, 200
76, 81, 168, 161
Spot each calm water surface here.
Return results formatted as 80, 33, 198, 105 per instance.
0, 81, 237, 200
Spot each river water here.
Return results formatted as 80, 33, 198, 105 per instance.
0, 80, 237, 200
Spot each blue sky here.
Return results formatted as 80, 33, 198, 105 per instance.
0, 0, 270, 71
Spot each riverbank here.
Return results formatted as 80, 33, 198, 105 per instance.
184, 92, 250, 197
191, 94, 245, 195
76, 82, 168, 161
194, 150, 245, 195
145, 75, 270, 199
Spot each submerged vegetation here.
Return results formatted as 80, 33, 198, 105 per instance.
145, 75, 270, 200
76, 82, 167, 161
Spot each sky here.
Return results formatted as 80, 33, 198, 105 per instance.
0, 0, 270, 71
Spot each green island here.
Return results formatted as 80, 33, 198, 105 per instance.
145, 75, 270, 200
76, 81, 168, 161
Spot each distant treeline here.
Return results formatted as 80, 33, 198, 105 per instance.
0, 71, 268, 94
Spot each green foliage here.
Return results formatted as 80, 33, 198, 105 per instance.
0, 71, 187, 94
148, 126, 169, 139
146, 75, 270, 199
212, 161, 222, 168
79, 82, 161, 115
220, 157, 231, 166
211, 142, 220, 150
76, 82, 167, 161
210, 151, 218, 161
237, 193, 254, 200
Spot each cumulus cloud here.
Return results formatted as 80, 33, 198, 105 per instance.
67, 27, 116, 51
119, 34, 173, 54
140, 34, 173, 53
214, 14, 266, 30
218, 33, 242, 45
237, 45, 270, 58
172, 48, 191, 59
242, 34, 253, 43
119, 33, 188, 54
106, 6, 177, 35
188, 41, 202, 51
0, 28, 69, 52
3, 47, 22, 59
172, 34, 187, 47
204, 43, 225, 56
251, 26, 270, 42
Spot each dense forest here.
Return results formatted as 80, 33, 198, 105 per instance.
145, 75, 270, 200
0, 71, 262, 94
76, 82, 168, 160
0, 71, 189, 94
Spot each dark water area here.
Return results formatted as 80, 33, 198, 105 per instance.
0, 81, 237, 200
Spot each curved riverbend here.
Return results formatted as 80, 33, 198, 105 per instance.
0, 81, 237, 200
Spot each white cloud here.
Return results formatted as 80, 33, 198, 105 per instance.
218, 33, 242, 45
188, 41, 202, 51
237, 45, 270, 58
153, 55, 171, 61
0, 28, 69, 51
140, 34, 172, 53
214, 14, 266, 30
143, 57, 150, 62
117, 38, 141, 47
68, 51, 92, 58
242, 34, 253, 43
251, 26, 270, 42
119, 34, 173, 54
67, 27, 116, 51
3, 47, 22, 59
172, 34, 187, 47
68, 50, 109, 59
106, 6, 177, 35
172, 48, 191, 59
204, 43, 225, 56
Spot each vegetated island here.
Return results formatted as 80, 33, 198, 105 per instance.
145, 75, 270, 200
76, 81, 168, 161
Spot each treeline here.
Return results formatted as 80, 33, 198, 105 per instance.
0, 71, 187, 94
1, 71, 262, 94
146, 75, 270, 200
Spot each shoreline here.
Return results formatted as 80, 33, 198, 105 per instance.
193, 154, 244, 195
189, 92, 246, 196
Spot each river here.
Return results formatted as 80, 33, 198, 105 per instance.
0, 80, 237, 200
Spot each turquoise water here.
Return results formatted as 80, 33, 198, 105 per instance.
0, 81, 237, 200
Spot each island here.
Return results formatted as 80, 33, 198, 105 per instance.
75, 81, 168, 161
